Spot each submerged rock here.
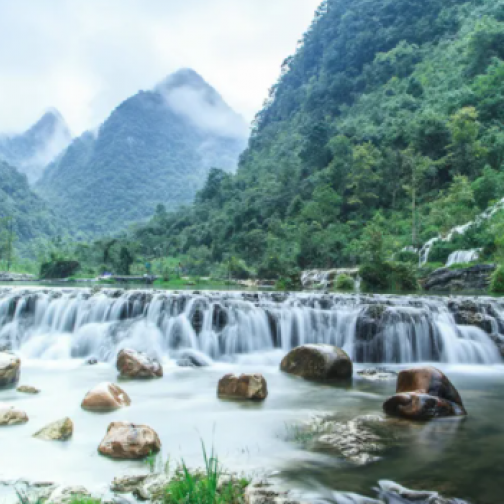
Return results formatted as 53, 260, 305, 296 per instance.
383, 367, 466, 420
33, 417, 73, 441
245, 480, 305, 504
81, 382, 131, 412
217, 373, 268, 400
0, 352, 21, 388
357, 368, 397, 381
46, 485, 91, 504
280, 344, 353, 380
176, 349, 211, 367
378, 480, 469, 504
116, 349, 163, 379
98, 422, 161, 459
17, 385, 40, 394
0, 402, 29, 425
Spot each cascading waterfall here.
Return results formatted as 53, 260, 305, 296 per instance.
445, 249, 482, 267
0, 287, 502, 365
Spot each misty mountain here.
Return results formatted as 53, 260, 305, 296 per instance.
0, 160, 64, 256
36, 69, 249, 235
0, 109, 72, 183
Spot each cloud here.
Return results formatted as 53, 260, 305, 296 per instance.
0, 0, 321, 135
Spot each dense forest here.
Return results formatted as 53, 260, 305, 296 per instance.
36, 69, 247, 236
98, 0, 504, 285
0, 160, 65, 263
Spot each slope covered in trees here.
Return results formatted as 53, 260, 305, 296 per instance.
128, 0, 504, 279
0, 160, 64, 260
36, 69, 248, 236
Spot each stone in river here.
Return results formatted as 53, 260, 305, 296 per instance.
0, 352, 21, 388
81, 382, 131, 412
33, 417, 73, 441
217, 373, 268, 400
383, 367, 466, 420
17, 385, 40, 394
116, 349, 163, 379
280, 344, 353, 380
98, 422, 161, 459
0, 402, 29, 425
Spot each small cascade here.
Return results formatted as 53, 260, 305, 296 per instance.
0, 287, 502, 365
301, 268, 359, 289
446, 249, 481, 267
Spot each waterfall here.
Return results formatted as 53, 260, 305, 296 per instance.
0, 287, 501, 365
445, 249, 481, 267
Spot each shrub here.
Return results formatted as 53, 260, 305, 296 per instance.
388, 262, 418, 291
490, 265, 504, 293
360, 261, 418, 292
395, 250, 419, 264
334, 274, 355, 291
39, 260, 80, 279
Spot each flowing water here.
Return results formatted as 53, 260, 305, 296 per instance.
0, 287, 503, 503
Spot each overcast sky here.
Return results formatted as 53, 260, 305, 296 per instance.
0, 0, 321, 136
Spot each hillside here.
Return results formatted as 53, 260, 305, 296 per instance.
36, 69, 248, 235
0, 160, 64, 259
127, 0, 504, 278
0, 110, 72, 183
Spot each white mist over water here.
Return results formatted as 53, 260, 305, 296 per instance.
0, 287, 501, 365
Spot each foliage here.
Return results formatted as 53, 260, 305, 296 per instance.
334, 274, 355, 291
39, 256, 80, 279
490, 265, 504, 293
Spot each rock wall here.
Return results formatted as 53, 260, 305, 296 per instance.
423, 264, 495, 292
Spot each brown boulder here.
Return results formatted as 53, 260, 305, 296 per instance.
217, 374, 268, 401
98, 421, 161, 459
383, 367, 466, 420
33, 417, 73, 440
81, 382, 131, 412
280, 344, 353, 380
116, 349, 163, 379
0, 352, 21, 388
17, 385, 40, 394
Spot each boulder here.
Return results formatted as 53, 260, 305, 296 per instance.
0, 402, 29, 425
217, 373, 268, 401
81, 382, 131, 412
383, 367, 466, 420
280, 344, 353, 380
0, 352, 21, 388
33, 417, 73, 440
116, 349, 163, 379
46, 486, 91, 504
98, 422, 161, 459
17, 385, 40, 394
111, 475, 150, 493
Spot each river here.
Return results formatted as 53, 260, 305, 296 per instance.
0, 287, 503, 503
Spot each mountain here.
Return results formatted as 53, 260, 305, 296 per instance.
0, 110, 72, 183
36, 69, 249, 235
0, 160, 64, 257
128, 0, 504, 277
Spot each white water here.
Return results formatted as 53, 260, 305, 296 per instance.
0, 287, 501, 365
419, 197, 504, 265
445, 249, 482, 267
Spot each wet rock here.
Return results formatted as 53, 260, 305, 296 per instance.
357, 368, 397, 381
454, 311, 494, 333
111, 474, 149, 493
176, 349, 211, 367
85, 358, 98, 365
17, 385, 40, 394
0, 352, 21, 388
33, 417, 73, 440
98, 421, 161, 459
490, 333, 504, 357
0, 403, 29, 425
378, 480, 469, 504
81, 382, 131, 412
245, 479, 305, 504
280, 344, 353, 380
46, 485, 91, 504
116, 349, 163, 379
424, 264, 495, 292
133, 473, 170, 501
383, 367, 466, 420
217, 373, 268, 400
313, 414, 385, 465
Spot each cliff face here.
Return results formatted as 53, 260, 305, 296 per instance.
423, 264, 496, 292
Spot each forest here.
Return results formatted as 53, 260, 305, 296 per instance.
3, 0, 504, 292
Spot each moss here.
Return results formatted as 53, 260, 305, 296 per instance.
334, 274, 355, 291
490, 265, 504, 293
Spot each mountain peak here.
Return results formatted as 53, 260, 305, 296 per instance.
156, 68, 210, 92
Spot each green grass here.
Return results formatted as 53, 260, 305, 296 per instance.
153, 277, 237, 290
281, 421, 332, 446
161, 443, 248, 504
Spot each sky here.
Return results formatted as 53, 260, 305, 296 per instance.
0, 0, 321, 136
